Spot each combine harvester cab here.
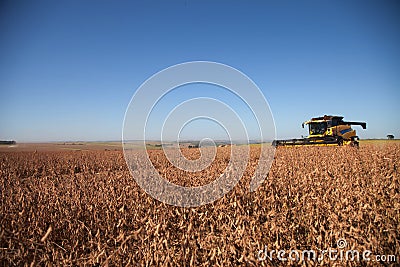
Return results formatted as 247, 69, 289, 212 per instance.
273, 115, 366, 147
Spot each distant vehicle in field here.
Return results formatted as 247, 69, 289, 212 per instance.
273, 115, 366, 147
188, 144, 199, 148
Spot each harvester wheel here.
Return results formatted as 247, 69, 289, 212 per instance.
337, 137, 343, 146
351, 141, 359, 148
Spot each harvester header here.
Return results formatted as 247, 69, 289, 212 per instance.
273, 115, 367, 147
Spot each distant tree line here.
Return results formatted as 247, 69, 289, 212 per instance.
0, 140, 16, 145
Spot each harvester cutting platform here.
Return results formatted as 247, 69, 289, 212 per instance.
273, 115, 366, 147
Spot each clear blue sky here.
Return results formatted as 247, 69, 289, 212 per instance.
1, 0, 399, 142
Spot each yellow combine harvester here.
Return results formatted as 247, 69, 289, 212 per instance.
272, 115, 366, 147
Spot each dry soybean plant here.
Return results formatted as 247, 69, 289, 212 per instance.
0, 143, 399, 266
